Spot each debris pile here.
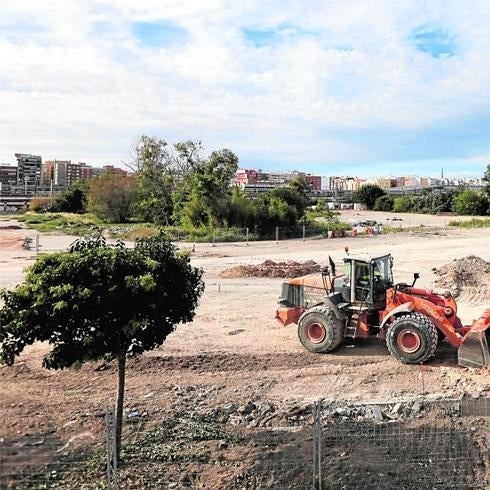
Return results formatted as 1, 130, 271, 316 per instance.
220, 259, 321, 279
433, 256, 490, 298
205, 398, 466, 428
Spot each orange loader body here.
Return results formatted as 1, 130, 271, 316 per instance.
275, 253, 490, 368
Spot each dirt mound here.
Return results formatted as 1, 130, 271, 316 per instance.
0, 234, 24, 250
433, 256, 490, 300
220, 259, 321, 278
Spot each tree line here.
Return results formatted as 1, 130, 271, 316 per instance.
354, 165, 490, 216
35, 135, 312, 235
35, 139, 490, 230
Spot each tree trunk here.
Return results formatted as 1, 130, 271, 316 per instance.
115, 353, 126, 464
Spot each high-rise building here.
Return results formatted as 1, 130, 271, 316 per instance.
16, 153, 42, 190
375, 178, 397, 190
235, 169, 258, 185
305, 174, 321, 191
77, 162, 95, 181
42, 160, 70, 186
42, 160, 97, 187
0, 164, 18, 193
102, 165, 128, 176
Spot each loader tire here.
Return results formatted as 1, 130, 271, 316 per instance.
298, 306, 344, 353
386, 313, 438, 364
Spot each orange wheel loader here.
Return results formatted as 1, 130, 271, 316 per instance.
275, 253, 490, 368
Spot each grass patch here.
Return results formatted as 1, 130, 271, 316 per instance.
13, 212, 358, 242
16, 213, 103, 235
105, 223, 157, 241
448, 218, 490, 228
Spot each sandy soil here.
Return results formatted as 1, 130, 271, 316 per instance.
1, 216, 489, 487
1, 217, 489, 425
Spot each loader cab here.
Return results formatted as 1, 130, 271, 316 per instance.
338, 254, 393, 309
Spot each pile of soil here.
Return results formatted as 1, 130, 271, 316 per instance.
220, 259, 321, 278
433, 255, 490, 299
0, 234, 24, 250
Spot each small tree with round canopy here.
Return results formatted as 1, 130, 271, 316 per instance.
0, 233, 204, 462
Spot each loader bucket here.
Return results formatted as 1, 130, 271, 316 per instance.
458, 310, 490, 369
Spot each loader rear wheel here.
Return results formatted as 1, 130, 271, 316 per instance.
298, 306, 344, 353
386, 313, 438, 364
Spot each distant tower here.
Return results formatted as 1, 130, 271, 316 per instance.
441, 167, 444, 180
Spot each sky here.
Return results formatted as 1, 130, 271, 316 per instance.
1, 0, 489, 178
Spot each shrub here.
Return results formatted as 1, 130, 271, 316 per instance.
29, 197, 54, 212
374, 195, 394, 211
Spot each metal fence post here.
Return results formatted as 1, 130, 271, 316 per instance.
0, 436, 4, 489
246, 227, 249, 243
312, 413, 317, 489
303, 225, 306, 241
317, 403, 322, 490
113, 407, 118, 489
106, 407, 118, 489
105, 407, 112, 488
312, 401, 322, 489
276, 226, 279, 243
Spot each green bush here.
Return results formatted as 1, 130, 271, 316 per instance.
453, 190, 489, 216
393, 196, 412, 213
374, 195, 394, 211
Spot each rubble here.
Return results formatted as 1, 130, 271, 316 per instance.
199, 396, 482, 429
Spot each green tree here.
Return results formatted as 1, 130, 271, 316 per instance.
0, 234, 204, 462
133, 136, 175, 225
289, 177, 310, 201
453, 190, 489, 216
52, 180, 87, 213
393, 196, 412, 213
353, 184, 385, 210
315, 198, 326, 213
173, 140, 205, 177
373, 195, 394, 211
178, 149, 239, 227
428, 190, 458, 214
483, 164, 490, 190
482, 164, 490, 209
270, 187, 307, 217
251, 191, 299, 234
87, 173, 137, 223
226, 188, 256, 228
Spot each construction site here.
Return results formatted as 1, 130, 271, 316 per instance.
0, 211, 489, 489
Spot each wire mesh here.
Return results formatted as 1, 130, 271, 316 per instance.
315, 397, 490, 490
1, 398, 488, 489
0, 410, 108, 489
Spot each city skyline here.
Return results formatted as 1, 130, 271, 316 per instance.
1, 1, 489, 178
1, 152, 485, 185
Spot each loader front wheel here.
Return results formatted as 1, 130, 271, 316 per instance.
386, 313, 438, 364
298, 306, 344, 353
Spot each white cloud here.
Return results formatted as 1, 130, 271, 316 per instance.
0, 0, 489, 175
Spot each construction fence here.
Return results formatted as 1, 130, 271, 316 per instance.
14, 217, 490, 258
1, 397, 489, 489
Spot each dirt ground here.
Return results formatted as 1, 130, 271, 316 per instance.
0, 212, 489, 487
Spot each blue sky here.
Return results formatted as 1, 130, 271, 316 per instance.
0, 0, 489, 178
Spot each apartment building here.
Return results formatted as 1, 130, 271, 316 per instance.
42, 160, 98, 187
0, 164, 18, 193
16, 153, 42, 188
235, 169, 258, 185
305, 174, 321, 191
